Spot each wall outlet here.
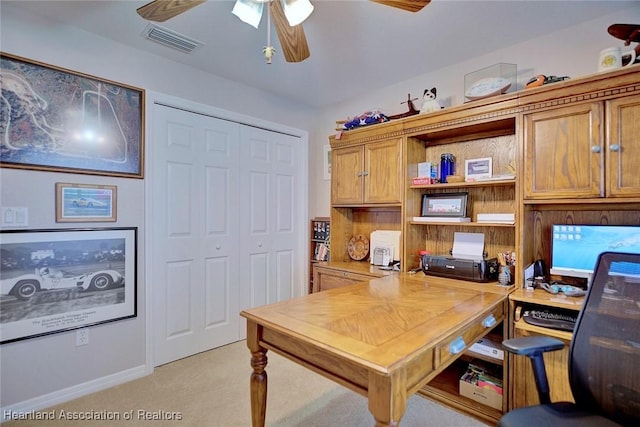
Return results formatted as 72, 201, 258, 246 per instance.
76, 328, 89, 346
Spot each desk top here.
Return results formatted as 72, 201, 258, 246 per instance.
241, 274, 510, 374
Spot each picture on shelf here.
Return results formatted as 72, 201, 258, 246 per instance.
421, 192, 468, 217
465, 157, 492, 181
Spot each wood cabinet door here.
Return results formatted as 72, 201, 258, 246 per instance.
364, 138, 403, 204
331, 145, 364, 205
606, 94, 640, 197
313, 266, 374, 292
524, 103, 603, 199
510, 328, 574, 409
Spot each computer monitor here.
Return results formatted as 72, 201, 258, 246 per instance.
550, 224, 640, 281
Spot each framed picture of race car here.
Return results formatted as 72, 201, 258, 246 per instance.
55, 182, 117, 222
0, 227, 137, 344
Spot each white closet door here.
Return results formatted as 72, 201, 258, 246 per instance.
151, 104, 240, 366
238, 125, 300, 335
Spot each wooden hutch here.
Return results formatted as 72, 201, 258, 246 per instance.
315, 65, 640, 423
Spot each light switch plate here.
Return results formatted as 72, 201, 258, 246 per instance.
1, 207, 29, 227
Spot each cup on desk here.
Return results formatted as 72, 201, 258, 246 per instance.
598, 46, 637, 72
498, 265, 515, 286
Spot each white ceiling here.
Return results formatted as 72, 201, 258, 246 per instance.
6, 0, 636, 108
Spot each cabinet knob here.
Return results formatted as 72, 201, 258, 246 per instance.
482, 314, 497, 328
258, 242, 263, 247
591, 145, 601, 153
216, 245, 221, 250
449, 336, 466, 354
610, 144, 620, 152
356, 172, 363, 177
363, 171, 369, 176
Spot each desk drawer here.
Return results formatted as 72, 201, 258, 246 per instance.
434, 302, 505, 369
314, 267, 375, 292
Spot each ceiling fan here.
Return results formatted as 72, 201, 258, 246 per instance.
137, 0, 431, 63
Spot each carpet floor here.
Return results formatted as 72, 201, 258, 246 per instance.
4, 340, 489, 426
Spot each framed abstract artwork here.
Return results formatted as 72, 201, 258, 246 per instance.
0, 53, 144, 178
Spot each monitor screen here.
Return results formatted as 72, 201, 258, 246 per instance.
550, 224, 640, 279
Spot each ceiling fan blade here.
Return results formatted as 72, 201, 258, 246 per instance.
137, 0, 206, 22
270, 0, 310, 63
370, 0, 431, 13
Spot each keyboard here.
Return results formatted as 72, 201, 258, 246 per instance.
522, 308, 577, 332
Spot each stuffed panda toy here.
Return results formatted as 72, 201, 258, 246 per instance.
420, 87, 442, 114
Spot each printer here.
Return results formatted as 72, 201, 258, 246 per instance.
421, 232, 499, 282
421, 254, 498, 282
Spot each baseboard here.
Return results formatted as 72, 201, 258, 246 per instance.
1, 364, 148, 423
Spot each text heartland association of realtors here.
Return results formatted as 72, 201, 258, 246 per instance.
3, 409, 183, 421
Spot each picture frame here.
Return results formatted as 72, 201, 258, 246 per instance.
55, 183, 117, 223
323, 144, 332, 180
464, 157, 492, 181
0, 227, 137, 344
0, 53, 145, 178
421, 192, 468, 217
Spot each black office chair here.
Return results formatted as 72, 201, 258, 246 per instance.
499, 251, 640, 427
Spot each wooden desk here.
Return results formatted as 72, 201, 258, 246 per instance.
240, 274, 510, 426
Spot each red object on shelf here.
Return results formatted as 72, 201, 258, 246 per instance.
412, 177, 436, 185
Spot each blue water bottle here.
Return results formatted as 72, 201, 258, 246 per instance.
440, 153, 455, 183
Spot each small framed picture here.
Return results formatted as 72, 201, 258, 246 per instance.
56, 183, 117, 222
323, 144, 332, 180
421, 192, 468, 217
465, 157, 492, 181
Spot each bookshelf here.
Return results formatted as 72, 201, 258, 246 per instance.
309, 217, 330, 293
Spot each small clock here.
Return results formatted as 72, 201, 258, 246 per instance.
347, 235, 370, 261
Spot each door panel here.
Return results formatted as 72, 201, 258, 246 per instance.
152, 103, 304, 359
524, 103, 603, 199
331, 146, 364, 204
607, 95, 640, 197
239, 126, 300, 336
152, 104, 240, 366
365, 138, 402, 203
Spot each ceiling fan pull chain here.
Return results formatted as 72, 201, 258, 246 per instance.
263, 1, 276, 64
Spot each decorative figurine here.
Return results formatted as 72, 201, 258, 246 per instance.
387, 93, 420, 120
419, 87, 443, 114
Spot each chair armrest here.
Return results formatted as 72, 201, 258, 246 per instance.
502, 336, 565, 356
502, 336, 565, 404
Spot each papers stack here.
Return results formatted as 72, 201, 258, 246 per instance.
476, 213, 515, 224
412, 217, 471, 223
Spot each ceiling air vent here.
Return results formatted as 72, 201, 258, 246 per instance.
142, 24, 204, 53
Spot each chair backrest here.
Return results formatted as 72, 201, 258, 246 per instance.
569, 251, 640, 425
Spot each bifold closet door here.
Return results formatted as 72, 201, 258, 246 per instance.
151, 104, 241, 366
238, 126, 301, 336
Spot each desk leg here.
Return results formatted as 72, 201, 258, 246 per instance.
247, 321, 268, 427
368, 370, 406, 426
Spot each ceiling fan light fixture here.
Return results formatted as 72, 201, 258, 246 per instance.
281, 0, 314, 27
232, 0, 264, 29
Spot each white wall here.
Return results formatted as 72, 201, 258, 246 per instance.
1, 0, 639, 416
309, 4, 640, 218
0, 3, 316, 415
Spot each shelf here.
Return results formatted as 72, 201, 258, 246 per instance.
410, 179, 515, 190
465, 349, 504, 366
410, 220, 515, 227
418, 358, 503, 424
513, 319, 573, 341
510, 288, 585, 310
